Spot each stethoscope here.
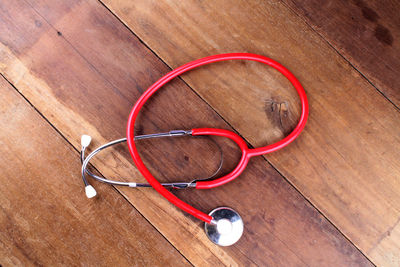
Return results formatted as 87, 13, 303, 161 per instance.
80, 53, 308, 246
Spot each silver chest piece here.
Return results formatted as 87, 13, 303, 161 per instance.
205, 207, 243, 246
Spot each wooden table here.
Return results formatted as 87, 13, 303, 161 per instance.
1, 1, 399, 266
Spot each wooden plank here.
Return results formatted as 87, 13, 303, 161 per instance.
99, 0, 400, 266
0, 0, 372, 266
0, 76, 189, 266
283, 0, 400, 108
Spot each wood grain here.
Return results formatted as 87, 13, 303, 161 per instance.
0, 0, 371, 266
284, 0, 400, 108
100, 0, 400, 266
0, 76, 189, 266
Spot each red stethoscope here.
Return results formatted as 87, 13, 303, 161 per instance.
81, 53, 308, 246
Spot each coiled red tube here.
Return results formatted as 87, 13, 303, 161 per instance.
126, 53, 308, 223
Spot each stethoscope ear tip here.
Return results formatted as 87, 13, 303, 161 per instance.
81, 135, 92, 148
205, 207, 243, 246
85, 185, 97, 198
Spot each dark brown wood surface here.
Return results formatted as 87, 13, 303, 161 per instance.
0, 0, 398, 266
284, 0, 400, 108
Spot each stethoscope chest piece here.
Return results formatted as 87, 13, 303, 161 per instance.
205, 207, 243, 246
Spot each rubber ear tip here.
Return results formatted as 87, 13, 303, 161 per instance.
85, 185, 97, 198
81, 135, 92, 147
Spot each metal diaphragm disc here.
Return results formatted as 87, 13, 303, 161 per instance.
205, 207, 243, 246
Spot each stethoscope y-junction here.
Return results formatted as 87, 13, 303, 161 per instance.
80, 53, 308, 246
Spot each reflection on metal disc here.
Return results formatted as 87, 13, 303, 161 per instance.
205, 207, 243, 246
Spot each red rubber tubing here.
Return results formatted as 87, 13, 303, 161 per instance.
126, 53, 308, 223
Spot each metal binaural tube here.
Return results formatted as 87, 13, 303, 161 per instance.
80, 130, 223, 190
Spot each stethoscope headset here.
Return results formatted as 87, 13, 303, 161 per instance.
80, 53, 308, 246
